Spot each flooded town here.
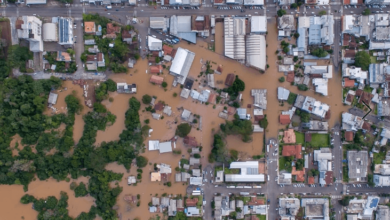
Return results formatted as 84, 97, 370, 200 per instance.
1, 0, 390, 220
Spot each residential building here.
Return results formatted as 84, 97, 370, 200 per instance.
84, 39, 95, 45
106, 23, 120, 39
347, 197, 380, 219
88, 45, 100, 54
56, 51, 71, 62
122, 30, 135, 44
42, 23, 58, 42
308, 120, 329, 131
84, 21, 96, 34
170, 15, 196, 43
369, 63, 390, 88
181, 109, 192, 121
373, 175, 390, 186
301, 198, 330, 220
278, 87, 290, 101
300, 96, 330, 118
283, 129, 296, 144
347, 151, 368, 182
169, 47, 195, 85
168, 199, 177, 216
343, 66, 368, 84
225, 161, 265, 182
380, 127, 390, 146
279, 114, 291, 125
342, 112, 364, 131
183, 136, 198, 147
376, 206, 390, 220
378, 100, 390, 117
278, 15, 295, 38
345, 131, 354, 142
237, 108, 250, 120
282, 145, 302, 159
279, 198, 300, 218
48, 92, 58, 105
26, 0, 47, 4
344, 90, 356, 106
149, 75, 164, 85
314, 148, 332, 185
251, 89, 267, 109
116, 83, 137, 94
191, 15, 210, 37
17, 16, 43, 52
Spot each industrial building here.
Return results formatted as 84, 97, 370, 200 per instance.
224, 17, 246, 60
170, 15, 197, 43
150, 17, 170, 32
169, 47, 195, 85
246, 35, 266, 71
58, 17, 74, 46
42, 23, 58, 42
225, 161, 265, 182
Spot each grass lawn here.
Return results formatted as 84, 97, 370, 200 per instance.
257, 215, 266, 220
373, 152, 386, 164
370, 56, 377, 64
279, 156, 292, 172
308, 133, 329, 147
224, 168, 240, 174
215, 166, 223, 175
295, 131, 305, 144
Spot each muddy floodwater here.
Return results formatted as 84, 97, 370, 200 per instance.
2, 18, 348, 219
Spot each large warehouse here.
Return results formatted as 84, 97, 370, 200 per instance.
43, 23, 58, 42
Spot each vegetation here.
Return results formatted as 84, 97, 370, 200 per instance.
221, 114, 253, 142
295, 109, 310, 123
290, 3, 297, 8
209, 134, 228, 163
279, 77, 285, 83
354, 51, 371, 70
277, 9, 287, 17
297, 84, 308, 91
142, 94, 152, 104
319, 10, 327, 16
74, 182, 89, 197
281, 40, 290, 53
339, 196, 353, 206
308, 133, 330, 147
95, 79, 117, 102
225, 76, 245, 96
362, 8, 371, 15
259, 115, 268, 129
311, 48, 328, 58
295, 131, 305, 144
279, 156, 294, 172
287, 92, 297, 105
176, 123, 192, 137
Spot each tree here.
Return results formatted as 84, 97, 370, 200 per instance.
354, 51, 371, 71
155, 57, 160, 63
293, 33, 300, 39
162, 81, 167, 88
93, 103, 107, 113
65, 95, 82, 114
74, 182, 88, 197
279, 77, 285, 83
362, 8, 371, 15
290, 3, 298, 8
136, 156, 148, 168
297, 84, 308, 91
142, 94, 152, 104
259, 115, 268, 129
277, 9, 286, 17
319, 10, 327, 16
105, 79, 117, 92
226, 76, 245, 96
176, 123, 192, 137
311, 48, 328, 58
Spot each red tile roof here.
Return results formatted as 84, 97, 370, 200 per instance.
308, 176, 315, 184
362, 121, 371, 130
360, 91, 373, 105
183, 136, 198, 147
225, 74, 235, 86
292, 166, 305, 182
107, 23, 121, 34
282, 145, 302, 159
344, 78, 355, 88
345, 131, 354, 142
305, 133, 312, 142
186, 198, 198, 207
149, 75, 164, 85
208, 93, 217, 104
163, 45, 173, 55
287, 72, 295, 83
154, 101, 164, 111
248, 197, 265, 206
227, 107, 236, 115
355, 89, 363, 97
344, 50, 356, 58
279, 115, 291, 125
150, 65, 163, 74
324, 171, 333, 185
346, 93, 354, 103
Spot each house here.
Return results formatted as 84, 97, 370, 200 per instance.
279, 198, 300, 218
342, 112, 364, 131
180, 88, 190, 99
17, 16, 43, 52
215, 170, 224, 183
168, 199, 177, 216
159, 141, 173, 153
344, 90, 356, 105
186, 207, 200, 217
308, 120, 329, 131
56, 51, 71, 62
116, 83, 137, 94
225, 161, 265, 182
189, 177, 203, 185
169, 47, 195, 85
282, 145, 302, 159
347, 151, 368, 182
376, 205, 390, 220
149, 75, 164, 85
163, 45, 173, 55
251, 89, 267, 109
279, 114, 291, 125
237, 108, 250, 120
150, 65, 163, 74
88, 45, 100, 54
278, 87, 290, 101
184, 136, 198, 147
186, 197, 198, 207
181, 109, 192, 121
152, 197, 160, 206
291, 167, 305, 182
190, 157, 200, 166
301, 198, 329, 220
106, 23, 121, 38
283, 129, 296, 144
127, 176, 136, 185
343, 78, 356, 88
345, 131, 354, 142
380, 127, 390, 146
225, 73, 235, 86
84, 21, 96, 34
343, 66, 368, 84
278, 15, 295, 38
48, 92, 58, 105
122, 30, 135, 44
299, 96, 330, 118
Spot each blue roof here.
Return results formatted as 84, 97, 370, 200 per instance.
59, 18, 70, 43
309, 24, 321, 45
369, 198, 379, 208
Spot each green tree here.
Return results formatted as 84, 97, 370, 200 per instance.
65, 94, 83, 114
277, 9, 287, 17
294, 33, 300, 39
176, 123, 192, 137
136, 156, 148, 168
279, 77, 285, 83
290, 3, 298, 8
105, 79, 117, 92
259, 115, 268, 129
226, 76, 245, 96
293, 56, 299, 62
311, 48, 328, 58
362, 8, 371, 15
142, 94, 152, 104
155, 57, 160, 63
74, 182, 88, 197
162, 81, 168, 88
297, 84, 308, 91
319, 10, 327, 16
354, 51, 371, 71
93, 103, 107, 113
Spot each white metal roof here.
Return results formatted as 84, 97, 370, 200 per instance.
43, 23, 58, 42
246, 34, 266, 71
225, 174, 265, 182
230, 161, 259, 169
169, 47, 195, 84
149, 140, 160, 151
251, 16, 267, 33
159, 141, 172, 153
148, 36, 162, 51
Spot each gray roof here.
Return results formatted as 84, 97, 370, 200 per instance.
190, 157, 200, 165
158, 141, 173, 153
309, 24, 321, 45
348, 151, 368, 181
150, 17, 168, 30
278, 87, 290, 101
48, 92, 58, 105
251, 89, 267, 109
58, 17, 73, 45
377, 206, 389, 220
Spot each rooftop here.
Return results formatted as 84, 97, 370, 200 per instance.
282, 145, 302, 159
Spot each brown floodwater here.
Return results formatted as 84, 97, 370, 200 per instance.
2, 17, 348, 220
0, 177, 94, 219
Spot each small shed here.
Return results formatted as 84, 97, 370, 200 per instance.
181, 109, 192, 121
163, 105, 172, 116
48, 92, 58, 105
180, 88, 191, 99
